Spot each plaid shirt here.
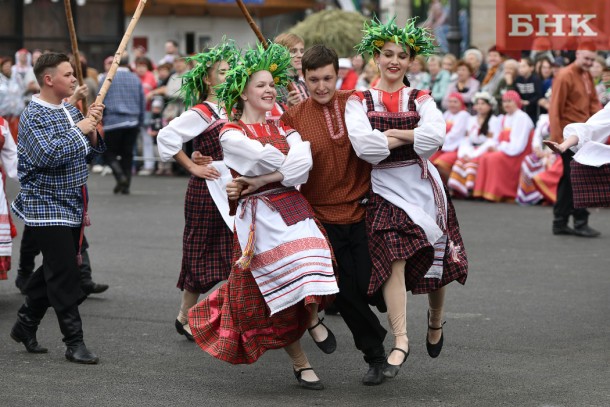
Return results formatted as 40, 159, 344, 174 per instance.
276, 76, 309, 109
11, 96, 106, 227
99, 67, 145, 131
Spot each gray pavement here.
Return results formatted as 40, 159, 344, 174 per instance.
1, 174, 609, 407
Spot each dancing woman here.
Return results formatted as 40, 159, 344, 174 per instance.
189, 43, 339, 390
157, 41, 238, 341
345, 18, 468, 378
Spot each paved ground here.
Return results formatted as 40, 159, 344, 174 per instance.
1, 174, 609, 407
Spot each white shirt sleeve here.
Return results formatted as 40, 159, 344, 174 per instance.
442, 110, 469, 151
497, 111, 534, 156
220, 127, 285, 176
1, 126, 18, 179
156, 110, 212, 161
532, 114, 549, 150
278, 131, 313, 187
345, 96, 390, 164
563, 103, 610, 151
414, 96, 446, 158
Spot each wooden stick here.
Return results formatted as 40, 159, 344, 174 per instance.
64, 0, 87, 115
95, 0, 147, 104
235, 0, 296, 92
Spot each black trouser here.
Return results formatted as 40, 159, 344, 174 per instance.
23, 226, 83, 313
553, 150, 589, 224
322, 221, 387, 364
103, 126, 139, 188
18, 225, 92, 284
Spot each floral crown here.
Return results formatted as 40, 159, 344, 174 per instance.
215, 42, 292, 118
356, 17, 436, 57
179, 39, 239, 109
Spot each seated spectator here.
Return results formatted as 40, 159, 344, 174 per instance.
481, 46, 505, 96
493, 59, 519, 111
515, 57, 542, 123
596, 64, 610, 106
473, 91, 535, 202
442, 53, 458, 81
408, 55, 431, 90
431, 92, 470, 182
442, 60, 479, 112
428, 55, 451, 107
464, 48, 486, 83
448, 91, 500, 197
535, 57, 554, 114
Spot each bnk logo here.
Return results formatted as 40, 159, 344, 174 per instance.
497, 0, 609, 51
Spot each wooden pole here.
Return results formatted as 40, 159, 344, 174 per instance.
235, 0, 296, 92
64, 0, 87, 115
95, 0, 148, 104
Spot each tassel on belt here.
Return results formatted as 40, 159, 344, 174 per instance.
373, 158, 447, 233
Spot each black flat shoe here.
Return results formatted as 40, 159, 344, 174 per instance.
573, 224, 601, 238
81, 282, 109, 295
293, 367, 324, 390
426, 311, 446, 358
308, 317, 336, 354
65, 343, 99, 364
362, 363, 385, 385
382, 347, 409, 378
175, 319, 194, 341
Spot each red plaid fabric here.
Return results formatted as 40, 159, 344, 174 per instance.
0, 256, 9, 279
178, 105, 233, 293
363, 89, 468, 295
571, 161, 610, 208
267, 189, 314, 226
188, 231, 334, 365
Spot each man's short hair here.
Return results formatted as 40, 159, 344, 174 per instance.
34, 52, 70, 87
302, 45, 339, 75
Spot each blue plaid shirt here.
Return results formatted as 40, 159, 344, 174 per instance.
99, 68, 145, 131
11, 96, 106, 227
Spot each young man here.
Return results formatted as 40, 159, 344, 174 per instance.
10, 52, 105, 364
281, 45, 388, 385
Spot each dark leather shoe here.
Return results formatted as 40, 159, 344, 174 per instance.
65, 343, 99, 364
10, 323, 48, 353
573, 224, 601, 238
175, 319, 194, 341
294, 368, 324, 390
382, 347, 409, 378
362, 363, 385, 386
81, 282, 109, 295
426, 311, 446, 359
553, 224, 575, 235
308, 317, 336, 354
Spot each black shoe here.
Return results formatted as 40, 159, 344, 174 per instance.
65, 343, 99, 364
308, 317, 336, 354
293, 367, 324, 390
81, 282, 109, 295
382, 347, 409, 378
362, 363, 385, 386
175, 319, 194, 341
426, 311, 446, 359
553, 224, 576, 235
573, 224, 601, 238
10, 323, 48, 353
14, 275, 30, 295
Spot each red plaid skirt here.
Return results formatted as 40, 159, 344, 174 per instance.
366, 192, 468, 295
571, 161, 610, 208
189, 227, 335, 365
177, 176, 233, 293
0, 256, 10, 279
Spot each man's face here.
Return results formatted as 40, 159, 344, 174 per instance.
304, 64, 337, 105
575, 50, 596, 71
47, 61, 77, 99
165, 41, 177, 55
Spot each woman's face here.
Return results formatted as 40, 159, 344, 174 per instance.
428, 59, 440, 75
457, 65, 470, 81
447, 96, 462, 114
289, 41, 305, 72
242, 70, 277, 113
518, 59, 533, 77
442, 57, 455, 72
539, 60, 552, 79
1, 61, 11, 76
409, 59, 422, 74
590, 61, 604, 79
502, 98, 517, 114
363, 63, 378, 82
135, 64, 148, 76
375, 41, 411, 84
352, 54, 365, 72
474, 98, 491, 115
206, 60, 230, 88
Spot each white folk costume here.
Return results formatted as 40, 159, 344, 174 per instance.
157, 102, 234, 293
473, 107, 534, 202
430, 106, 470, 174
447, 113, 501, 197
562, 103, 610, 207
0, 117, 18, 279
189, 119, 338, 364
345, 86, 468, 295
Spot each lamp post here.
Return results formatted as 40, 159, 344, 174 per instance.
446, 0, 462, 56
